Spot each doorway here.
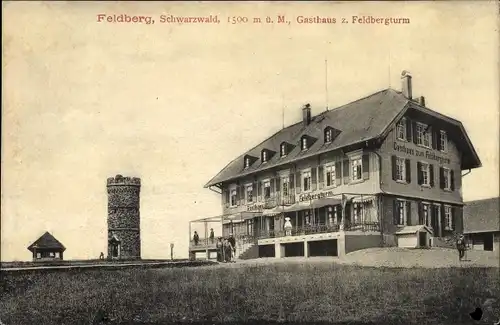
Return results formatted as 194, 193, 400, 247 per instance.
111, 243, 120, 258
418, 231, 427, 248
484, 233, 494, 251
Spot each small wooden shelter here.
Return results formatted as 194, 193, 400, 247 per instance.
27, 231, 66, 261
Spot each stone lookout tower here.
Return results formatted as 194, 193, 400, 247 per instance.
107, 174, 141, 260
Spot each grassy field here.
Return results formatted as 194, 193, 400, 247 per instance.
1, 262, 499, 325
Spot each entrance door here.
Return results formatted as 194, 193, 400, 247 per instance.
111, 243, 120, 258
418, 232, 427, 247
484, 233, 494, 251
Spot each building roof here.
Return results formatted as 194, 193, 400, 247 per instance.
27, 231, 66, 252
205, 88, 481, 188
395, 225, 433, 235
463, 197, 500, 234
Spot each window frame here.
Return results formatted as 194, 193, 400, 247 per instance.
395, 156, 406, 183
229, 186, 237, 207
350, 157, 363, 182
422, 202, 431, 227
325, 128, 333, 143
395, 199, 407, 226
443, 167, 451, 191
302, 169, 312, 192
420, 161, 430, 187
263, 179, 271, 199
280, 144, 287, 157
245, 183, 254, 203
444, 205, 453, 230
440, 130, 448, 152
416, 122, 431, 148
281, 175, 289, 197
301, 137, 308, 151
396, 117, 407, 141
325, 163, 336, 188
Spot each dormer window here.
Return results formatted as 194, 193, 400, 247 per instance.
301, 137, 308, 150
262, 150, 268, 163
325, 128, 333, 143
280, 143, 287, 157
244, 157, 250, 169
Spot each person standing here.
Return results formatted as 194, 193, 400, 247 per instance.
228, 234, 236, 261
193, 231, 199, 246
215, 237, 224, 262
456, 234, 466, 261
210, 228, 215, 243
284, 217, 293, 236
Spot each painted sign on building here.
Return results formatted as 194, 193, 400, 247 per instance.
393, 142, 451, 165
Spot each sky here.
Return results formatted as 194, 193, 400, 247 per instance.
2, 1, 498, 261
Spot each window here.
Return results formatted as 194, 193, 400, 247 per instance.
263, 180, 271, 199
420, 162, 430, 186
280, 143, 287, 157
262, 151, 268, 163
36, 253, 41, 259
396, 157, 406, 182
49, 252, 55, 258
395, 200, 407, 225
422, 203, 431, 227
304, 210, 311, 225
416, 123, 431, 148
244, 157, 250, 169
55, 252, 60, 258
230, 189, 237, 206
351, 158, 362, 181
301, 137, 308, 150
328, 206, 339, 225
440, 131, 447, 152
246, 184, 253, 203
302, 170, 311, 192
443, 168, 451, 190
444, 206, 453, 230
325, 129, 333, 143
281, 176, 289, 197
353, 203, 362, 223
397, 118, 406, 140
325, 165, 336, 187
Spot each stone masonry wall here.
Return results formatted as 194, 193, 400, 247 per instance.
107, 175, 141, 259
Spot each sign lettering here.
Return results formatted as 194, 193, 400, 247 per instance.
247, 204, 264, 212
393, 142, 450, 165
299, 190, 336, 202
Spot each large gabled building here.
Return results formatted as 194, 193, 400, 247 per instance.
190, 71, 481, 260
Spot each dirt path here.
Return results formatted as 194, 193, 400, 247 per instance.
211, 247, 500, 269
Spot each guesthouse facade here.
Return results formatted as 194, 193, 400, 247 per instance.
190, 71, 481, 259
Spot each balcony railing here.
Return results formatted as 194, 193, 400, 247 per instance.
189, 237, 217, 249
257, 222, 380, 239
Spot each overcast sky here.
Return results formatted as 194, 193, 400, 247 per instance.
2, 1, 498, 261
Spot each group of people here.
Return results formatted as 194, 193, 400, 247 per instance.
192, 230, 237, 263
216, 235, 236, 263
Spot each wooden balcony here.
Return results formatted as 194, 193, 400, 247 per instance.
257, 222, 380, 239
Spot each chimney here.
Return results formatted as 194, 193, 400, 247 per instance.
418, 96, 426, 107
401, 70, 412, 99
302, 103, 311, 126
